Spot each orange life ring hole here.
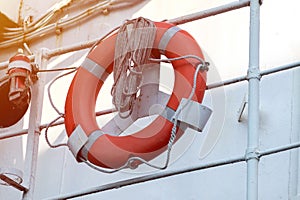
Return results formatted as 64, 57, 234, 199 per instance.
65, 21, 207, 169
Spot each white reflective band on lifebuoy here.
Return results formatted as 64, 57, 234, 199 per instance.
81, 58, 109, 81
8, 60, 32, 72
158, 26, 181, 54
67, 125, 89, 160
80, 130, 104, 161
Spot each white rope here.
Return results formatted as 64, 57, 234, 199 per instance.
45, 68, 78, 149
111, 17, 156, 118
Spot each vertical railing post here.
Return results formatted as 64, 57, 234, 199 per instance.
246, 0, 261, 200
288, 69, 300, 197
22, 49, 48, 200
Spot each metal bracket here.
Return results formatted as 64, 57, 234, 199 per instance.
247, 68, 261, 81
0, 167, 28, 191
245, 148, 260, 161
198, 62, 210, 71
176, 98, 212, 132
237, 93, 248, 122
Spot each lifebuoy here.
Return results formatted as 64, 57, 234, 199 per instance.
65, 21, 207, 169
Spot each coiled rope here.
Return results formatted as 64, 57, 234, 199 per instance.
111, 17, 156, 118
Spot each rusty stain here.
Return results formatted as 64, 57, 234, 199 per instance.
102, 8, 110, 15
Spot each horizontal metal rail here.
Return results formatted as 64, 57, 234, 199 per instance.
260, 141, 300, 158
207, 61, 300, 89
0, 61, 299, 140
44, 140, 300, 200
46, 0, 250, 58
0, 108, 116, 140
45, 155, 246, 200
168, 0, 250, 25
0, 1, 250, 69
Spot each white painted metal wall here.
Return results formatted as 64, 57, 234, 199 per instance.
0, 0, 300, 199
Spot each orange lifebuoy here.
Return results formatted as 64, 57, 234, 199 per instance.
65, 21, 207, 169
